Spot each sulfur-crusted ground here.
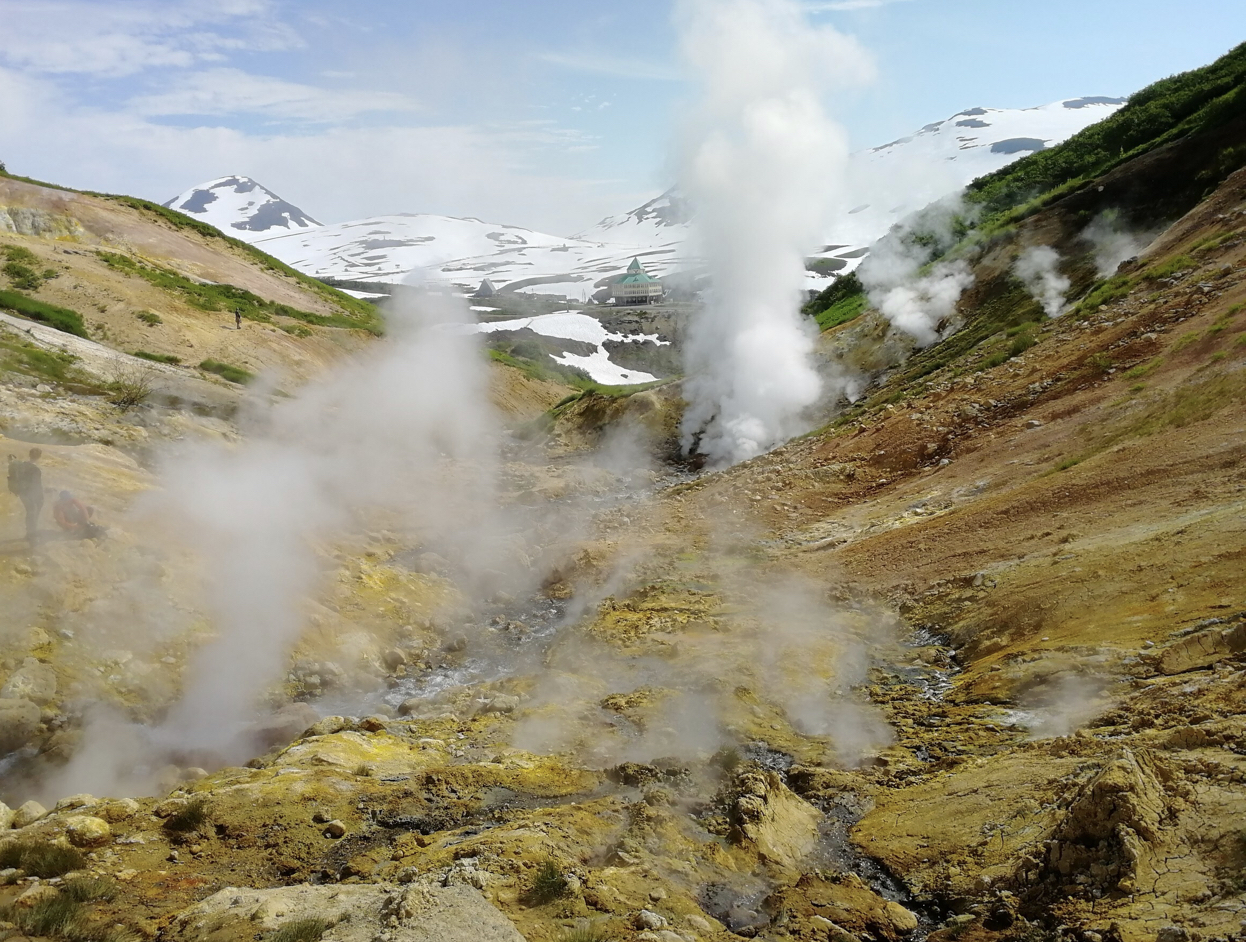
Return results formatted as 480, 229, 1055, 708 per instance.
3, 139, 1246, 942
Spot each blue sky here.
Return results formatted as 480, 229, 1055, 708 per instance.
0, 0, 1242, 234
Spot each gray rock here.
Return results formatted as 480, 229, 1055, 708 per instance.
11, 800, 47, 828
305, 716, 351, 737
1156, 929, 1188, 942
483, 695, 520, 714
633, 910, 668, 930
171, 882, 524, 942
0, 698, 41, 754
1, 659, 57, 704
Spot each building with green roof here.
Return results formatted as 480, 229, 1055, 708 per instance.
610, 257, 664, 305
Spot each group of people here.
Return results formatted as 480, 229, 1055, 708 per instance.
6, 448, 105, 545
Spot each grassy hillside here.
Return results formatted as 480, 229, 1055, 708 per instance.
0, 166, 380, 331
966, 41, 1246, 228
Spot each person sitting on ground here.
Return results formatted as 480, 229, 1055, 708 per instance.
52, 490, 105, 540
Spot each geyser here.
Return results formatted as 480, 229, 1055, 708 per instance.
676, 0, 872, 467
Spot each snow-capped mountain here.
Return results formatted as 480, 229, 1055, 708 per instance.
163, 176, 321, 243
574, 189, 693, 247
179, 96, 1126, 294
251, 214, 684, 300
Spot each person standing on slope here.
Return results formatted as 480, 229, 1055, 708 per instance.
235, 308, 242, 330
7, 447, 45, 545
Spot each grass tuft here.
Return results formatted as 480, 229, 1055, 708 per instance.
199, 359, 255, 385
268, 919, 329, 942
132, 350, 180, 365
64, 876, 119, 903
163, 796, 209, 833
526, 860, 571, 905
0, 841, 87, 877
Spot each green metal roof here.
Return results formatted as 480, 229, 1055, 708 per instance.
617, 257, 659, 284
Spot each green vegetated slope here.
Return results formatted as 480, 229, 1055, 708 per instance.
966, 40, 1246, 229
0, 166, 381, 335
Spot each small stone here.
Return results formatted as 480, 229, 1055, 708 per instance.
65, 815, 111, 847
382, 649, 407, 670
323, 820, 346, 839
1026, 419, 1043, 429
633, 910, 667, 931
686, 915, 714, 933
12, 800, 48, 828
312, 811, 331, 824
115, 869, 139, 882
648, 888, 667, 902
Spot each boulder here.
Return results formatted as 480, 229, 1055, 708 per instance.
882, 901, 919, 935
0, 801, 13, 830
1157, 621, 1246, 675
11, 800, 47, 829
1045, 749, 1168, 890
96, 798, 140, 824
54, 794, 96, 812
1, 659, 57, 704
64, 815, 111, 848
0, 699, 41, 754
171, 882, 524, 942
728, 770, 821, 869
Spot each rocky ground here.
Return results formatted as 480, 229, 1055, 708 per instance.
1, 157, 1245, 942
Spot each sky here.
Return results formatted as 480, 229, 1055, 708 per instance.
0, 0, 1243, 235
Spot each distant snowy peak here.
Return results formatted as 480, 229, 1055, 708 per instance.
576, 187, 693, 244
869, 97, 1127, 164
163, 176, 321, 243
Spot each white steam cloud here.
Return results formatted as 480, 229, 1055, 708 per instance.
1014, 245, 1070, 318
49, 293, 510, 795
676, 0, 872, 466
1083, 210, 1154, 277
857, 197, 974, 347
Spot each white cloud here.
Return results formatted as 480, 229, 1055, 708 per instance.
129, 68, 419, 122
805, 0, 914, 10
0, 66, 622, 234
537, 52, 682, 82
0, 0, 299, 77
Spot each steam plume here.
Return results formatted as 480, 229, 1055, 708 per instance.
1083, 210, 1153, 277
857, 197, 974, 347
49, 293, 507, 795
676, 0, 871, 466
1014, 245, 1070, 318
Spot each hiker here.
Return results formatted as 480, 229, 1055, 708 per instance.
53, 490, 105, 540
235, 308, 242, 329
6, 447, 44, 544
